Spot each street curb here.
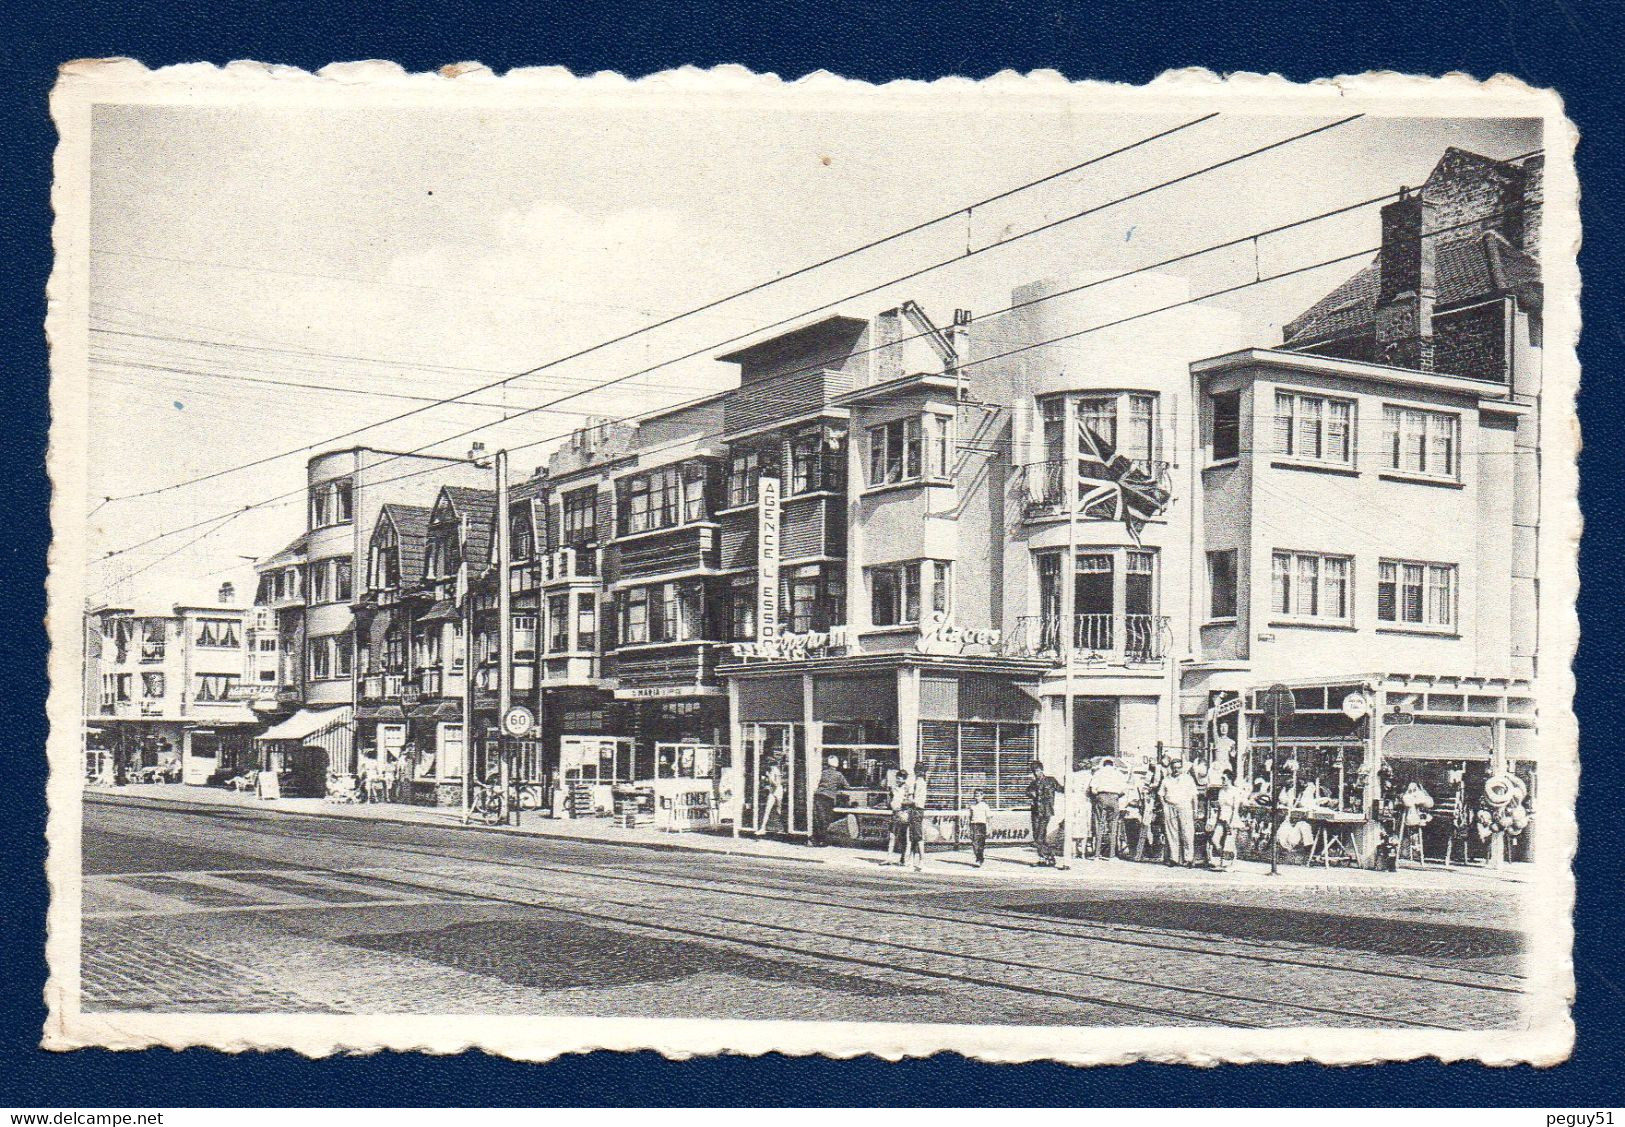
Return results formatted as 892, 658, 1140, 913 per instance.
84, 790, 831, 866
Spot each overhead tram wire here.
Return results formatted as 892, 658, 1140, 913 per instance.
93, 187, 1533, 575
93, 150, 1545, 471
90, 171, 1531, 569
101, 113, 1224, 504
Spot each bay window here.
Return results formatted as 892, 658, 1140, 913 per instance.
1210, 390, 1241, 462
868, 561, 948, 627
1274, 390, 1354, 466
617, 581, 706, 644
620, 465, 694, 534
780, 565, 846, 634
548, 594, 571, 652
576, 598, 597, 652
1207, 549, 1238, 620
791, 426, 845, 494
1378, 559, 1456, 628
1271, 550, 1353, 623
727, 576, 757, 641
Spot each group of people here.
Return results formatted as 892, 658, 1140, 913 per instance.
1034, 754, 1248, 871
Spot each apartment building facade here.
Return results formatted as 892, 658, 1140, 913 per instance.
251, 446, 488, 780
84, 584, 258, 785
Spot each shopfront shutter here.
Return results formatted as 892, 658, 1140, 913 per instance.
957, 722, 1002, 809
813, 675, 897, 724
995, 723, 1033, 811
735, 676, 803, 722
917, 720, 960, 811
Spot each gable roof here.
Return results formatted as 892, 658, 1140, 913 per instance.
256, 532, 309, 571
433, 485, 497, 570
376, 503, 431, 584
1283, 230, 1541, 349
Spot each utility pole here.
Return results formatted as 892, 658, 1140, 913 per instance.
496, 449, 514, 825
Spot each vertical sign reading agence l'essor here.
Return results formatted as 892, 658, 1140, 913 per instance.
757, 477, 781, 641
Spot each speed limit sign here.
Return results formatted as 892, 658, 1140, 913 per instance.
502, 705, 535, 738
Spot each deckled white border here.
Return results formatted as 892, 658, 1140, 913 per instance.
43, 62, 1581, 1065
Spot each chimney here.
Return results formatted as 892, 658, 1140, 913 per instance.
874, 308, 905, 384
1375, 188, 1436, 371
218, 581, 235, 604
949, 309, 973, 400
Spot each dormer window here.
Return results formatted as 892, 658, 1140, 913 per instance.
865, 414, 951, 488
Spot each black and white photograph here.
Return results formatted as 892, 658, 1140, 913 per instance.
44, 65, 1578, 1064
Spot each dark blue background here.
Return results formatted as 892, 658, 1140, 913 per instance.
6, 0, 1621, 1107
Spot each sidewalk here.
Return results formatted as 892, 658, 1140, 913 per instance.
88, 782, 1532, 891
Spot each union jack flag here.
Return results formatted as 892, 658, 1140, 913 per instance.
1075, 420, 1171, 544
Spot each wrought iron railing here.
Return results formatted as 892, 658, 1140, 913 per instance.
1006, 613, 1169, 664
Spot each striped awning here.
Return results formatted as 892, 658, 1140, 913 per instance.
255, 706, 354, 742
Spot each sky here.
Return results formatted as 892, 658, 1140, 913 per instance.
80, 99, 1540, 606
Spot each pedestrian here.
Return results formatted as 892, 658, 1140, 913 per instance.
1024, 760, 1063, 866
755, 755, 785, 835
1086, 756, 1130, 861
1159, 755, 1199, 867
1065, 760, 1094, 861
890, 769, 919, 867
1209, 770, 1243, 870
965, 789, 991, 866
813, 754, 849, 846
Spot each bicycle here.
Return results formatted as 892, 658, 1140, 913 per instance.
465, 782, 507, 825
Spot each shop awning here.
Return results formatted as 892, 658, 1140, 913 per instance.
409, 701, 461, 722
1382, 721, 1493, 762
357, 704, 408, 722
418, 599, 460, 624
255, 706, 354, 742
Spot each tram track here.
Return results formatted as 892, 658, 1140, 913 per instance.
85, 795, 1526, 1027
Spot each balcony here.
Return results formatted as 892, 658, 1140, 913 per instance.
1006, 614, 1169, 665
418, 668, 444, 697
1018, 457, 1169, 520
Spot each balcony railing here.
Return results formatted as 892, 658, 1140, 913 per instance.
1006, 613, 1169, 664
418, 668, 443, 697
1018, 457, 1169, 520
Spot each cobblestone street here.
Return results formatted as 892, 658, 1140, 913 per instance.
79, 793, 1532, 1028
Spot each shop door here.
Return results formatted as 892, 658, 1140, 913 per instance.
742, 723, 808, 837
1074, 553, 1115, 650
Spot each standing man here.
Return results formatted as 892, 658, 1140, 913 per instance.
812, 754, 849, 847
1086, 756, 1130, 861
1160, 755, 1200, 867
1024, 760, 1063, 867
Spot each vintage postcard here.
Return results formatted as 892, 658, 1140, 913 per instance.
44, 63, 1579, 1064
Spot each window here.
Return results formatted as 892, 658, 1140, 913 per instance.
727, 449, 761, 507
309, 479, 354, 528
621, 465, 683, 534
929, 414, 953, 478
141, 672, 166, 699
727, 576, 756, 641
308, 558, 352, 605
1077, 397, 1116, 449
787, 566, 820, 633
384, 626, 404, 671
866, 417, 925, 486
1207, 550, 1238, 619
1125, 394, 1157, 462
510, 506, 535, 561
548, 594, 571, 652
621, 586, 650, 644
577, 598, 597, 652
1210, 391, 1241, 462
116, 673, 132, 703
682, 466, 709, 522
195, 619, 240, 648
307, 634, 352, 680
194, 674, 239, 703
790, 427, 845, 494
369, 526, 400, 591
512, 614, 537, 656
1271, 550, 1353, 622
1274, 391, 1355, 466
258, 637, 277, 653
1041, 397, 1067, 462
867, 561, 944, 627
1379, 559, 1456, 628
1383, 405, 1460, 478
561, 487, 597, 545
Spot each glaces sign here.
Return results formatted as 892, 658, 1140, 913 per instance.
730, 626, 850, 662
917, 611, 1002, 654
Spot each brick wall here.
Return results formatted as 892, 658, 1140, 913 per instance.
1434, 299, 1510, 382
